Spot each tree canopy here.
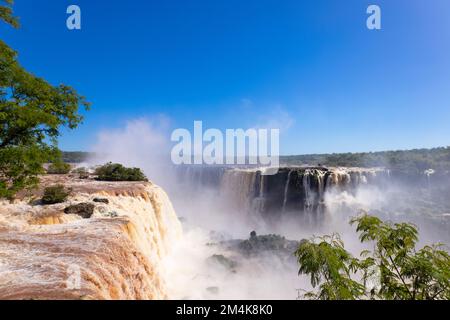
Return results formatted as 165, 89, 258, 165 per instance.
295, 213, 450, 300
282, 147, 450, 173
0, 0, 89, 198
0, 0, 18, 28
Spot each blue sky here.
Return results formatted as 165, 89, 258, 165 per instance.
1, 0, 449, 155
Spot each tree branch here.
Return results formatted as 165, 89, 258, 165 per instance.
387, 254, 414, 299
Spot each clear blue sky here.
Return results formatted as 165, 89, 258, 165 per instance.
1, 0, 449, 154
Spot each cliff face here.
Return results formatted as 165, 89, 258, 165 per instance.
0, 176, 182, 300
178, 166, 390, 221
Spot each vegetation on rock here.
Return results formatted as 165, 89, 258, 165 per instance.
237, 232, 299, 257
46, 161, 71, 174
41, 185, 70, 205
71, 167, 89, 179
94, 162, 148, 182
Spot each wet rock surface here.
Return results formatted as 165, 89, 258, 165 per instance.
0, 175, 182, 300
93, 197, 109, 204
207, 254, 238, 271
64, 202, 95, 219
224, 231, 300, 259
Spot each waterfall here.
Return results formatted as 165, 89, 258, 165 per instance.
282, 170, 292, 212
303, 170, 312, 213
250, 171, 266, 213
259, 173, 265, 198
220, 169, 258, 212
317, 170, 326, 198
0, 181, 182, 300
360, 173, 368, 184
424, 169, 435, 191
180, 165, 390, 223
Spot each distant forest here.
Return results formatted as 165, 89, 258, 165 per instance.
62, 151, 92, 163
62, 147, 450, 173
281, 147, 450, 173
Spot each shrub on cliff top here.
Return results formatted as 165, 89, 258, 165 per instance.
41, 184, 70, 204
71, 167, 89, 179
46, 161, 71, 174
94, 162, 148, 182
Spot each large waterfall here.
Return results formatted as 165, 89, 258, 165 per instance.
177, 166, 391, 223
0, 179, 182, 300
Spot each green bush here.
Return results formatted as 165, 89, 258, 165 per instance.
47, 161, 71, 174
94, 162, 148, 182
71, 167, 87, 174
41, 184, 70, 204
71, 167, 89, 179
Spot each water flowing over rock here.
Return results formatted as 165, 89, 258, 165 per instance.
0, 176, 182, 300
177, 166, 391, 223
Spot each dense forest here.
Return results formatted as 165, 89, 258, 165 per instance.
62, 151, 92, 163
281, 147, 450, 173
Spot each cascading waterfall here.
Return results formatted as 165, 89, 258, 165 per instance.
302, 170, 312, 213
256, 173, 266, 213
259, 174, 265, 198
220, 169, 258, 213
282, 170, 292, 212
424, 169, 435, 191
0, 181, 182, 300
178, 165, 390, 224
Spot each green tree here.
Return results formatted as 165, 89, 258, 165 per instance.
0, 1, 89, 198
295, 213, 450, 300
0, 0, 18, 28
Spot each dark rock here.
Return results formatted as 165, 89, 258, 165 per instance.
93, 197, 109, 204
206, 286, 219, 294
231, 233, 300, 258
64, 203, 95, 219
108, 211, 118, 218
207, 254, 238, 271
